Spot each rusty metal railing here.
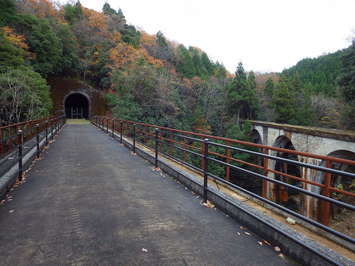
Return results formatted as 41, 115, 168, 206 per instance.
92, 116, 355, 244
0, 115, 66, 180
0, 116, 65, 158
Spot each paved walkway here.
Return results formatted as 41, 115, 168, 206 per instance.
0, 124, 293, 265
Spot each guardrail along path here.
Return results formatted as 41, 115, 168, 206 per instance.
0, 124, 291, 265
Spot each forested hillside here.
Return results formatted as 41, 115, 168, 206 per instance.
0, 0, 354, 132
256, 46, 354, 129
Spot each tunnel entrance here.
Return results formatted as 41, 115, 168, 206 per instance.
64, 93, 90, 119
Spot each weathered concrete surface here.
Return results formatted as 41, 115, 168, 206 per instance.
0, 124, 292, 266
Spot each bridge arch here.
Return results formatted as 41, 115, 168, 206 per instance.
271, 135, 303, 211
64, 91, 91, 119
313, 150, 355, 229
250, 129, 262, 145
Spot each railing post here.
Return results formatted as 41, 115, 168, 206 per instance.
203, 138, 209, 203
112, 119, 115, 137
45, 121, 48, 146
262, 148, 269, 198
106, 118, 109, 134
120, 121, 123, 144
51, 120, 54, 141
132, 124, 136, 154
17, 130, 23, 181
225, 143, 231, 181
320, 160, 332, 226
155, 128, 159, 169
36, 123, 40, 158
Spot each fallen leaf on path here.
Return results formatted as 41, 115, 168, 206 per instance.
236, 232, 241, 236
278, 253, 285, 259
258, 241, 263, 246
142, 248, 148, 253
286, 217, 296, 225
240, 226, 245, 230
274, 246, 281, 252
263, 240, 271, 246
9, 210, 15, 213
244, 232, 250, 235
202, 201, 215, 208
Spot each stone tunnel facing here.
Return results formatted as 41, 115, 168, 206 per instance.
64, 93, 90, 119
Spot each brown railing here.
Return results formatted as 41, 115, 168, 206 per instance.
0, 116, 65, 158
0, 115, 66, 182
92, 116, 355, 244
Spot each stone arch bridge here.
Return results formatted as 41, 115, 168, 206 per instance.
250, 120, 355, 222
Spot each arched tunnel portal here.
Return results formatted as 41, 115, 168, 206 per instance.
64, 92, 90, 119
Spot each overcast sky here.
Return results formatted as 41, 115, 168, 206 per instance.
78, 0, 355, 73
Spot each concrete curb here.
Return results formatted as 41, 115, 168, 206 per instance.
94, 123, 353, 266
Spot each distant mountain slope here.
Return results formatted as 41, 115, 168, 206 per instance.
282, 49, 348, 96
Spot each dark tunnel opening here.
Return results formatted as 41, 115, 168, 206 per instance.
65, 93, 89, 119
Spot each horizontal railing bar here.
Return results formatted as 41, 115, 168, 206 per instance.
169, 132, 204, 143
209, 141, 355, 179
110, 118, 355, 166
208, 156, 355, 210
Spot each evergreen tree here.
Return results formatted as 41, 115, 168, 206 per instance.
16, 15, 62, 76
227, 62, 259, 123
176, 45, 195, 78
0, 0, 17, 26
338, 41, 355, 129
64, 1, 83, 24
201, 52, 213, 75
264, 78, 275, 97
102, 3, 116, 16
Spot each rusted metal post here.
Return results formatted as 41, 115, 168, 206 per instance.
112, 119, 115, 137
159, 131, 163, 153
17, 130, 23, 181
106, 119, 109, 134
45, 121, 48, 146
132, 124, 136, 153
203, 138, 209, 203
51, 120, 54, 140
262, 148, 269, 198
120, 121, 123, 144
155, 128, 159, 169
168, 133, 173, 155
183, 139, 188, 162
200, 141, 205, 170
36, 124, 40, 158
320, 160, 332, 226
225, 144, 231, 181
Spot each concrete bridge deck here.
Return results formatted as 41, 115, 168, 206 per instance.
0, 124, 292, 265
